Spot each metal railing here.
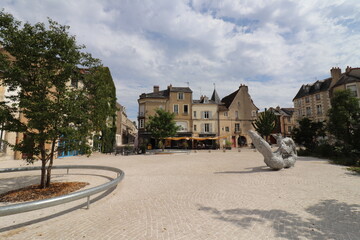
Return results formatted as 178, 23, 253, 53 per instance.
0, 165, 125, 216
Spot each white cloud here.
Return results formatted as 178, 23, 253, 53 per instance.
2, 0, 360, 119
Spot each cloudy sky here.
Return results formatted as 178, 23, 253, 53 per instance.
2, 0, 360, 120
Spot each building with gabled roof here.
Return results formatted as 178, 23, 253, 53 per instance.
138, 85, 193, 148
268, 106, 295, 144
330, 67, 360, 99
218, 84, 259, 148
293, 67, 342, 123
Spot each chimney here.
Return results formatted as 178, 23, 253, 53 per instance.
346, 66, 352, 73
153, 85, 159, 93
330, 67, 341, 88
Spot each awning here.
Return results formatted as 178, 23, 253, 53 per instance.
165, 135, 230, 141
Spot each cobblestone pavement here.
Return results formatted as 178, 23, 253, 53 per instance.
0, 149, 359, 240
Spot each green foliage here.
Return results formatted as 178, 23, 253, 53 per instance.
0, 11, 101, 188
328, 90, 360, 149
347, 167, 360, 174
292, 118, 326, 150
146, 108, 180, 149
252, 110, 277, 140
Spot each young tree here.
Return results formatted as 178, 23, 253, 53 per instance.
146, 108, 180, 150
292, 118, 326, 150
0, 11, 101, 188
328, 90, 360, 157
251, 109, 277, 141
84, 67, 117, 153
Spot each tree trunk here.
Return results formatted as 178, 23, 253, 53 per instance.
39, 141, 47, 189
45, 138, 57, 187
40, 159, 46, 189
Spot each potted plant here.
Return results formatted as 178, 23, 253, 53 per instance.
225, 140, 232, 150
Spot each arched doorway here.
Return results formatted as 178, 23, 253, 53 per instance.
238, 136, 247, 147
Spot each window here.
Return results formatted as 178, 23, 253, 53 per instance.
225, 127, 229, 132
224, 112, 228, 116
288, 126, 292, 132
178, 92, 184, 100
346, 84, 358, 97
305, 97, 309, 103
235, 111, 239, 119
193, 111, 197, 118
194, 125, 197, 131
204, 123, 210, 133
139, 104, 145, 117
306, 107, 311, 116
235, 123, 240, 132
184, 105, 188, 114
251, 110, 257, 117
173, 104, 179, 114
316, 94, 320, 101
139, 119, 144, 129
203, 111, 210, 119
298, 99, 302, 106
316, 105, 322, 115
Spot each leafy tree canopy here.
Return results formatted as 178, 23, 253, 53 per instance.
146, 108, 179, 149
328, 90, 360, 148
292, 118, 326, 150
252, 109, 277, 140
0, 10, 105, 188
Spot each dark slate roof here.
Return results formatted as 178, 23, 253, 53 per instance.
221, 89, 239, 108
293, 78, 332, 101
139, 86, 192, 99
139, 89, 169, 99
218, 104, 228, 111
211, 89, 221, 104
332, 68, 360, 88
281, 108, 295, 116
170, 87, 192, 93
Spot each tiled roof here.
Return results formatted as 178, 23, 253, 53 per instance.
139, 89, 169, 99
139, 86, 192, 99
211, 89, 221, 104
332, 68, 360, 88
170, 87, 192, 93
293, 78, 332, 101
218, 104, 228, 111
221, 89, 239, 108
281, 108, 295, 116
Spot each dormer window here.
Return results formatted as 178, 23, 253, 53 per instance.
315, 83, 320, 90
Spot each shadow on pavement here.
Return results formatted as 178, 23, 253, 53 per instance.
214, 166, 276, 174
198, 199, 360, 240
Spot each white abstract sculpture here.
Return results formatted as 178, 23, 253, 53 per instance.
248, 130, 297, 170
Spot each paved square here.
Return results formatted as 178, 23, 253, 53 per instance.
1, 149, 359, 240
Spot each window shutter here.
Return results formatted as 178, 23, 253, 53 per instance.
209, 111, 212, 119
209, 124, 212, 133
201, 111, 204, 119
201, 123, 204, 133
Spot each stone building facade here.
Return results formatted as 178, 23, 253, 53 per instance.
268, 107, 295, 144
293, 66, 360, 126
293, 67, 341, 124
115, 103, 137, 147
330, 67, 360, 99
137, 84, 259, 149
218, 85, 259, 148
